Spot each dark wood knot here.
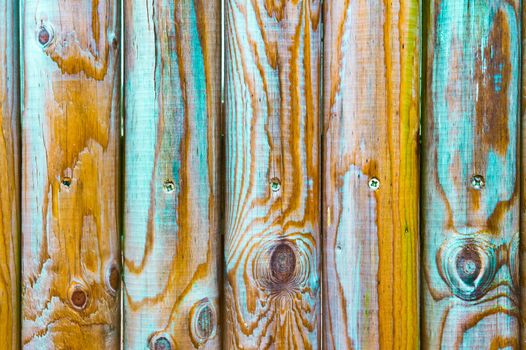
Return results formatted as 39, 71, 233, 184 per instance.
37, 23, 53, 47
190, 299, 216, 345
106, 263, 120, 295
438, 235, 497, 301
270, 243, 296, 283
149, 333, 174, 350
69, 284, 89, 310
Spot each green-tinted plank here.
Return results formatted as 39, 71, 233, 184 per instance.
123, 0, 221, 348
422, 1, 520, 347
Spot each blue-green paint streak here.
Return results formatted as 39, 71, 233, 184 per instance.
423, 0, 521, 347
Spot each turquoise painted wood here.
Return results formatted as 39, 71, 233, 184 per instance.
422, 0, 521, 347
123, 0, 221, 348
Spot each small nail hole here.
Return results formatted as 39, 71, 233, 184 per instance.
270, 177, 281, 192
368, 177, 380, 191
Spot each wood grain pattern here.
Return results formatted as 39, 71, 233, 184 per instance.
21, 0, 121, 348
422, 1, 520, 348
521, 3, 526, 348
322, 0, 420, 348
0, 0, 20, 348
224, 0, 321, 348
123, 0, 221, 349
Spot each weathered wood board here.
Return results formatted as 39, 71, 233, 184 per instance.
0, 0, 20, 348
521, 2, 526, 348
123, 0, 221, 349
224, 0, 322, 348
323, 0, 421, 348
21, 0, 121, 348
422, 1, 521, 348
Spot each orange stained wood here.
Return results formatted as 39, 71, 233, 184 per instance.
123, 0, 222, 348
323, 0, 420, 348
0, 0, 20, 348
224, 0, 322, 348
21, 0, 121, 349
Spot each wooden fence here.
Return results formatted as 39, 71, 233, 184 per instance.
0, 0, 522, 349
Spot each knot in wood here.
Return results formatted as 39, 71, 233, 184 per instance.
69, 284, 89, 310
438, 235, 497, 301
270, 243, 296, 283
150, 333, 174, 350
190, 299, 216, 345
105, 263, 120, 295
37, 23, 53, 47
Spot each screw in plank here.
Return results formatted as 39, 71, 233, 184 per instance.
61, 176, 72, 188
471, 175, 485, 190
163, 179, 175, 193
368, 177, 380, 191
270, 177, 281, 192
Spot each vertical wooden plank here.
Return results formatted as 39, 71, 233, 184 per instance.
224, 0, 321, 348
123, 0, 221, 348
21, 0, 121, 348
0, 0, 19, 348
422, 1, 521, 348
521, 3, 526, 349
322, 0, 420, 348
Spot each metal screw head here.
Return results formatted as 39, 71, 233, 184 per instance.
368, 177, 380, 191
163, 180, 175, 193
471, 175, 485, 190
270, 177, 281, 192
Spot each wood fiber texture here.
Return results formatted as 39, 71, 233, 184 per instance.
422, 1, 521, 348
0, 0, 20, 348
323, 0, 420, 348
224, 0, 322, 348
123, 0, 221, 348
21, 0, 121, 348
